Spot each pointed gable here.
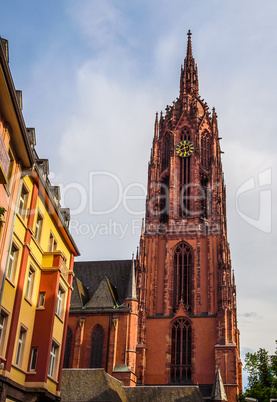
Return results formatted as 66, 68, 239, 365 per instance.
85, 278, 116, 309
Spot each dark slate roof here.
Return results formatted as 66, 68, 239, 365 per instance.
70, 277, 90, 309
71, 260, 133, 312
86, 278, 116, 309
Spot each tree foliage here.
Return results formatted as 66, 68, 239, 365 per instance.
238, 342, 277, 401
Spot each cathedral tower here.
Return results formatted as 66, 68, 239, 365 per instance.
135, 31, 242, 400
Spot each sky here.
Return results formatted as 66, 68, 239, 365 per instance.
1, 0, 277, 389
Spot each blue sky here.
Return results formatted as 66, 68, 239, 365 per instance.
1, 0, 277, 388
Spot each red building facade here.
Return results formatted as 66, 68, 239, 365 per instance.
66, 31, 242, 400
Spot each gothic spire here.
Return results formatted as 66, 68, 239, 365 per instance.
180, 30, 199, 98
186, 29, 193, 60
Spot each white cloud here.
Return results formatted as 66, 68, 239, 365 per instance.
67, 0, 128, 49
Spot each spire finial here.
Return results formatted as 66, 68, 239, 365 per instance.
186, 29, 193, 60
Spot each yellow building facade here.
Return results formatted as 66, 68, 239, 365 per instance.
0, 38, 79, 401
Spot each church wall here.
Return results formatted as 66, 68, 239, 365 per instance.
146, 237, 217, 317
144, 316, 217, 386
192, 316, 216, 384
155, 237, 166, 314
144, 318, 170, 384
68, 311, 135, 375
69, 315, 110, 369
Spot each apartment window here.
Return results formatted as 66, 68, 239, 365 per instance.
34, 213, 43, 242
18, 185, 28, 218
15, 327, 26, 366
0, 310, 8, 353
0, 132, 10, 184
25, 266, 35, 302
62, 255, 67, 267
48, 233, 57, 252
37, 292, 46, 308
6, 149, 14, 190
48, 341, 59, 378
29, 347, 38, 371
55, 287, 64, 317
7, 244, 19, 282
0, 314, 4, 344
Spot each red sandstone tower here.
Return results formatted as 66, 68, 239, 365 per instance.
135, 31, 242, 400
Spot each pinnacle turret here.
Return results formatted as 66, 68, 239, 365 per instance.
126, 254, 137, 301
154, 112, 158, 140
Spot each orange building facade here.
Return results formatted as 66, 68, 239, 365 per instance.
66, 31, 242, 400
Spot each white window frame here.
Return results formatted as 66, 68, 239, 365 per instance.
29, 347, 38, 372
37, 292, 46, 308
7, 243, 19, 282
48, 233, 57, 252
34, 212, 43, 242
0, 309, 8, 355
55, 287, 64, 317
48, 341, 59, 378
15, 326, 27, 366
18, 185, 28, 218
25, 266, 35, 302
6, 148, 14, 190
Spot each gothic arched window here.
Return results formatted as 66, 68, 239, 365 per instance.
90, 325, 104, 368
171, 317, 192, 384
173, 242, 193, 310
63, 326, 73, 368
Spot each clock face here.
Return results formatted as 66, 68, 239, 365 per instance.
176, 140, 194, 157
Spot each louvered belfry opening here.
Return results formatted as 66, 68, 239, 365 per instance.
170, 317, 192, 384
